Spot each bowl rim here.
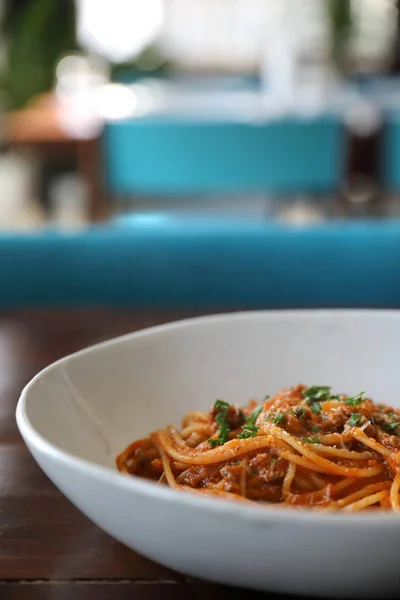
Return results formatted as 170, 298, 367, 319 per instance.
16, 308, 400, 528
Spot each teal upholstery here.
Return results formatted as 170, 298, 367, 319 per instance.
1, 218, 400, 308
382, 111, 400, 191
104, 115, 344, 196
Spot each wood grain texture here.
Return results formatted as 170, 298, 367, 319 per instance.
0, 308, 292, 599
0, 582, 273, 600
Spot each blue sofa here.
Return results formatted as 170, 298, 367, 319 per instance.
1, 217, 400, 308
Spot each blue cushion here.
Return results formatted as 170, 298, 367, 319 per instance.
0, 219, 400, 308
382, 111, 400, 191
104, 115, 344, 196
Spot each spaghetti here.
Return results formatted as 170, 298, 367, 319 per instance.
116, 384, 400, 511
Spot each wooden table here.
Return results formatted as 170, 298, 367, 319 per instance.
0, 309, 303, 600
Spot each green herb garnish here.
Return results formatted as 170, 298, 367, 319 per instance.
214, 399, 229, 411
237, 404, 263, 439
309, 425, 320, 433
311, 402, 322, 415
273, 413, 286, 425
303, 386, 332, 402
248, 470, 257, 476
303, 386, 333, 414
302, 436, 319, 444
345, 392, 365, 406
347, 413, 364, 427
293, 407, 305, 419
208, 400, 231, 447
384, 421, 400, 434
264, 394, 270, 400
248, 404, 263, 425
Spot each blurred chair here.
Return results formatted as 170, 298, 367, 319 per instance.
382, 110, 400, 192
359, 80, 400, 193
103, 114, 344, 200
1, 218, 400, 308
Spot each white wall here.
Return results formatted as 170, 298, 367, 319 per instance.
75, 0, 398, 72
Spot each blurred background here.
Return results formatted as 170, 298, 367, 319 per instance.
2, 0, 400, 308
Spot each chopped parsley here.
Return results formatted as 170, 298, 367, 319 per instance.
302, 386, 334, 414
309, 425, 320, 433
214, 399, 229, 411
264, 394, 270, 400
384, 421, 400, 434
311, 401, 322, 415
345, 392, 365, 406
208, 400, 231, 447
347, 413, 365, 427
302, 436, 320, 444
303, 386, 332, 402
237, 404, 263, 439
273, 413, 286, 425
267, 407, 305, 425
248, 470, 257, 476
293, 407, 305, 419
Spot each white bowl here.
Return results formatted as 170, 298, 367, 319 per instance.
16, 310, 400, 598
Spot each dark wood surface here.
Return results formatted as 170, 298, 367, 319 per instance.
0, 308, 299, 600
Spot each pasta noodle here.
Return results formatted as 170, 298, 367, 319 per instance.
116, 384, 400, 511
